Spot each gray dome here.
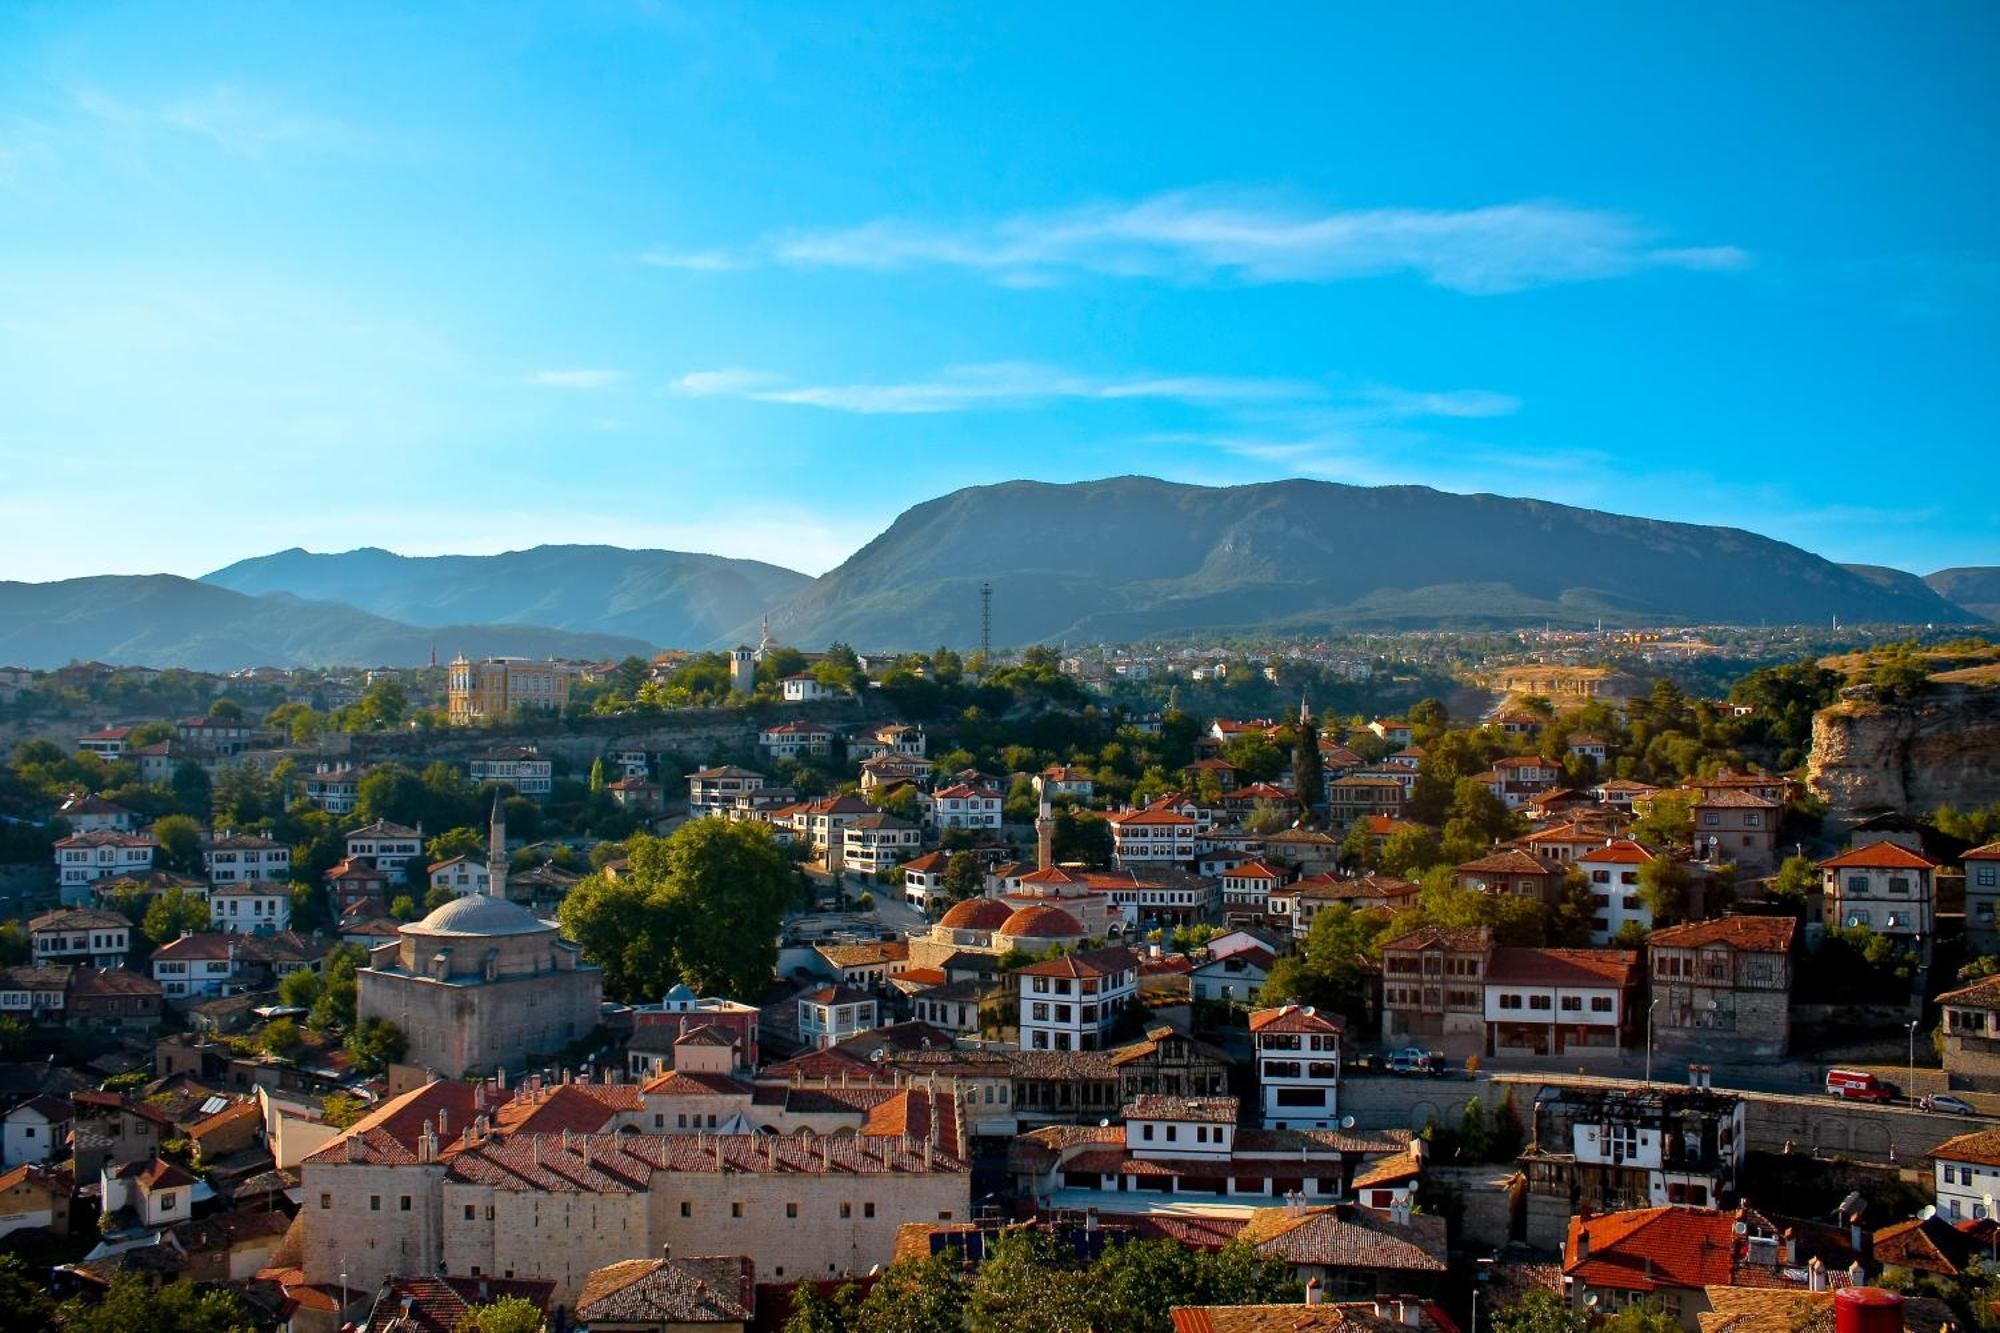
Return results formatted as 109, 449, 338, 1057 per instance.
406, 893, 552, 938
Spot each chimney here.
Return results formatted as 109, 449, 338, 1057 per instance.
1399, 1300, 1422, 1327
1849, 1212, 1866, 1258
662, 1244, 672, 1262
1808, 1257, 1827, 1292
1576, 1227, 1590, 1261
346, 1132, 363, 1163
1783, 1229, 1798, 1265
438, 1109, 449, 1137
1305, 1279, 1323, 1307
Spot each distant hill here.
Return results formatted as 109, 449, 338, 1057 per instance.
0, 575, 654, 671
760, 476, 1980, 648
1925, 567, 2000, 623
204, 545, 810, 649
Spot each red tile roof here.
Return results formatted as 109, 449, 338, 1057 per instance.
1013, 946, 1138, 980
1250, 1004, 1344, 1036
1820, 843, 1939, 870
1486, 948, 1637, 989
1566, 1207, 1747, 1292
1649, 917, 1796, 953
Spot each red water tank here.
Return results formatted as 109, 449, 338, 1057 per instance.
1835, 1286, 1903, 1333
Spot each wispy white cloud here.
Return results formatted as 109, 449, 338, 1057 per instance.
526, 368, 623, 389
653, 190, 1748, 294
69, 84, 365, 158
639, 247, 750, 271
669, 362, 1344, 415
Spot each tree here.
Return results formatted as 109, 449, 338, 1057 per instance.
207, 697, 244, 720
589, 758, 607, 793
0, 922, 29, 966
277, 967, 323, 1010
1632, 791, 1695, 852
1338, 817, 1377, 870
1292, 712, 1323, 826
389, 894, 419, 921
424, 885, 457, 913
142, 887, 209, 947
170, 760, 212, 821
0, 1254, 54, 1332
1549, 868, 1597, 947
260, 1017, 303, 1058
151, 813, 204, 874
1638, 858, 1695, 926
968, 1229, 1096, 1333
1770, 854, 1819, 909
456, 1295, 547, 1333
781, 1281, 851, 1333
1489, 1289, 1589, 1333
943, 850, 985, 903
1378, 825, 1444, 879
1051, 811, 1113, 869
427, 826, 485, 863
1244, 799, 1294, 837
842, 1253, 968, 1333
56, 1274, 253, 1333
345, 1017, 407, 1075
558, 820, 798, 1000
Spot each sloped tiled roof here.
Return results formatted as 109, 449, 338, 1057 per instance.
1566, 1206, 1747, 1291
1238, 1204, 1447, 1273
1820, 843, 1938, 870
1649, 917, 1796, 953
577, 1255, 754, 1325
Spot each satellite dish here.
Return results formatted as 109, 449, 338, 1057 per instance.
1919, 1205, 1938, 1222
1341, 1115, 1357, 1130
1585, 1294, 1600, 1309
1733, 1221, 1748, 1235
1099, 1119, 1111, 1128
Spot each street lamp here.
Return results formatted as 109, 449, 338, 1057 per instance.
1987, 1196, 1998, 1265
1908, 1020, 1921, 1109
1646, 998, 1664, 1084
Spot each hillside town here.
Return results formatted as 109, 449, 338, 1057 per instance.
0, 630, 1995, 1333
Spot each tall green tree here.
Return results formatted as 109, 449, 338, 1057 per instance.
558, 820, 798, 1000
1292, 712, 1323, 826
151, 813, 204, 873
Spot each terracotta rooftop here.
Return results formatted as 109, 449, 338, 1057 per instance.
1649, 917, 1797, 953
1486, 947, 1637, 989
1820, 843, 1939, 870
1566, 1206, 1750, 1292
1013, 946, 1138, 980
1249, 1003, 1344, 1036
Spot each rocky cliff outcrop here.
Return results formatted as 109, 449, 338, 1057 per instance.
1808, 682, 2000, 817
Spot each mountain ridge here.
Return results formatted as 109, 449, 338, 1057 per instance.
203, 543, 809, 649
754, 476, 1980, 647
1924, 567, 2000, 624
0, 575, 654, 671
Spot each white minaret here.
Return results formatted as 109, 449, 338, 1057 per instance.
486, 795, 508, 901
1034, 776, 1055, 871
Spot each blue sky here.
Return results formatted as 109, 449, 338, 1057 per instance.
1, 3, 1995, 582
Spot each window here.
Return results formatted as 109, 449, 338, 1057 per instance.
370, 1195, 381, 1212
464, 1205, 475, 1220
681, 1201, 692, 1218
400, 1196, 411, 1211
865, 1202, 876, 1218
1529, 995, 1552, 1011
1591, 996, 1614, 1013
321, 1193, 333, 1210
840, 1202, 852, 1218
787, 1203, 799, 1218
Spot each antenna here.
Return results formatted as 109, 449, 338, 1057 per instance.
979, 582, 992, 662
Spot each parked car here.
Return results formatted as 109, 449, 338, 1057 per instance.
1825, 1068, 1897, 1103
1924, 1093, 1978, 1115
1387, 1046, 1435, 1075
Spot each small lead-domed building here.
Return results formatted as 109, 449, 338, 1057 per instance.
355, 802, 601, 1077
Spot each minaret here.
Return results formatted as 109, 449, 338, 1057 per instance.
1034, 777, 1055, 872
756, 614, 773, 662
1299, 691, 1310, 726
486, 795, 508, 901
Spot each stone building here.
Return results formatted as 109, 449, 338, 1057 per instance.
300, 1077, 971, 1305
356, 802, 601, 1077
1646, 917, 1795, 1059
1939, 974, 2000, 1090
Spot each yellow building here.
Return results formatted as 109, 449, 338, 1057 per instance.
446, 657, 570, 723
